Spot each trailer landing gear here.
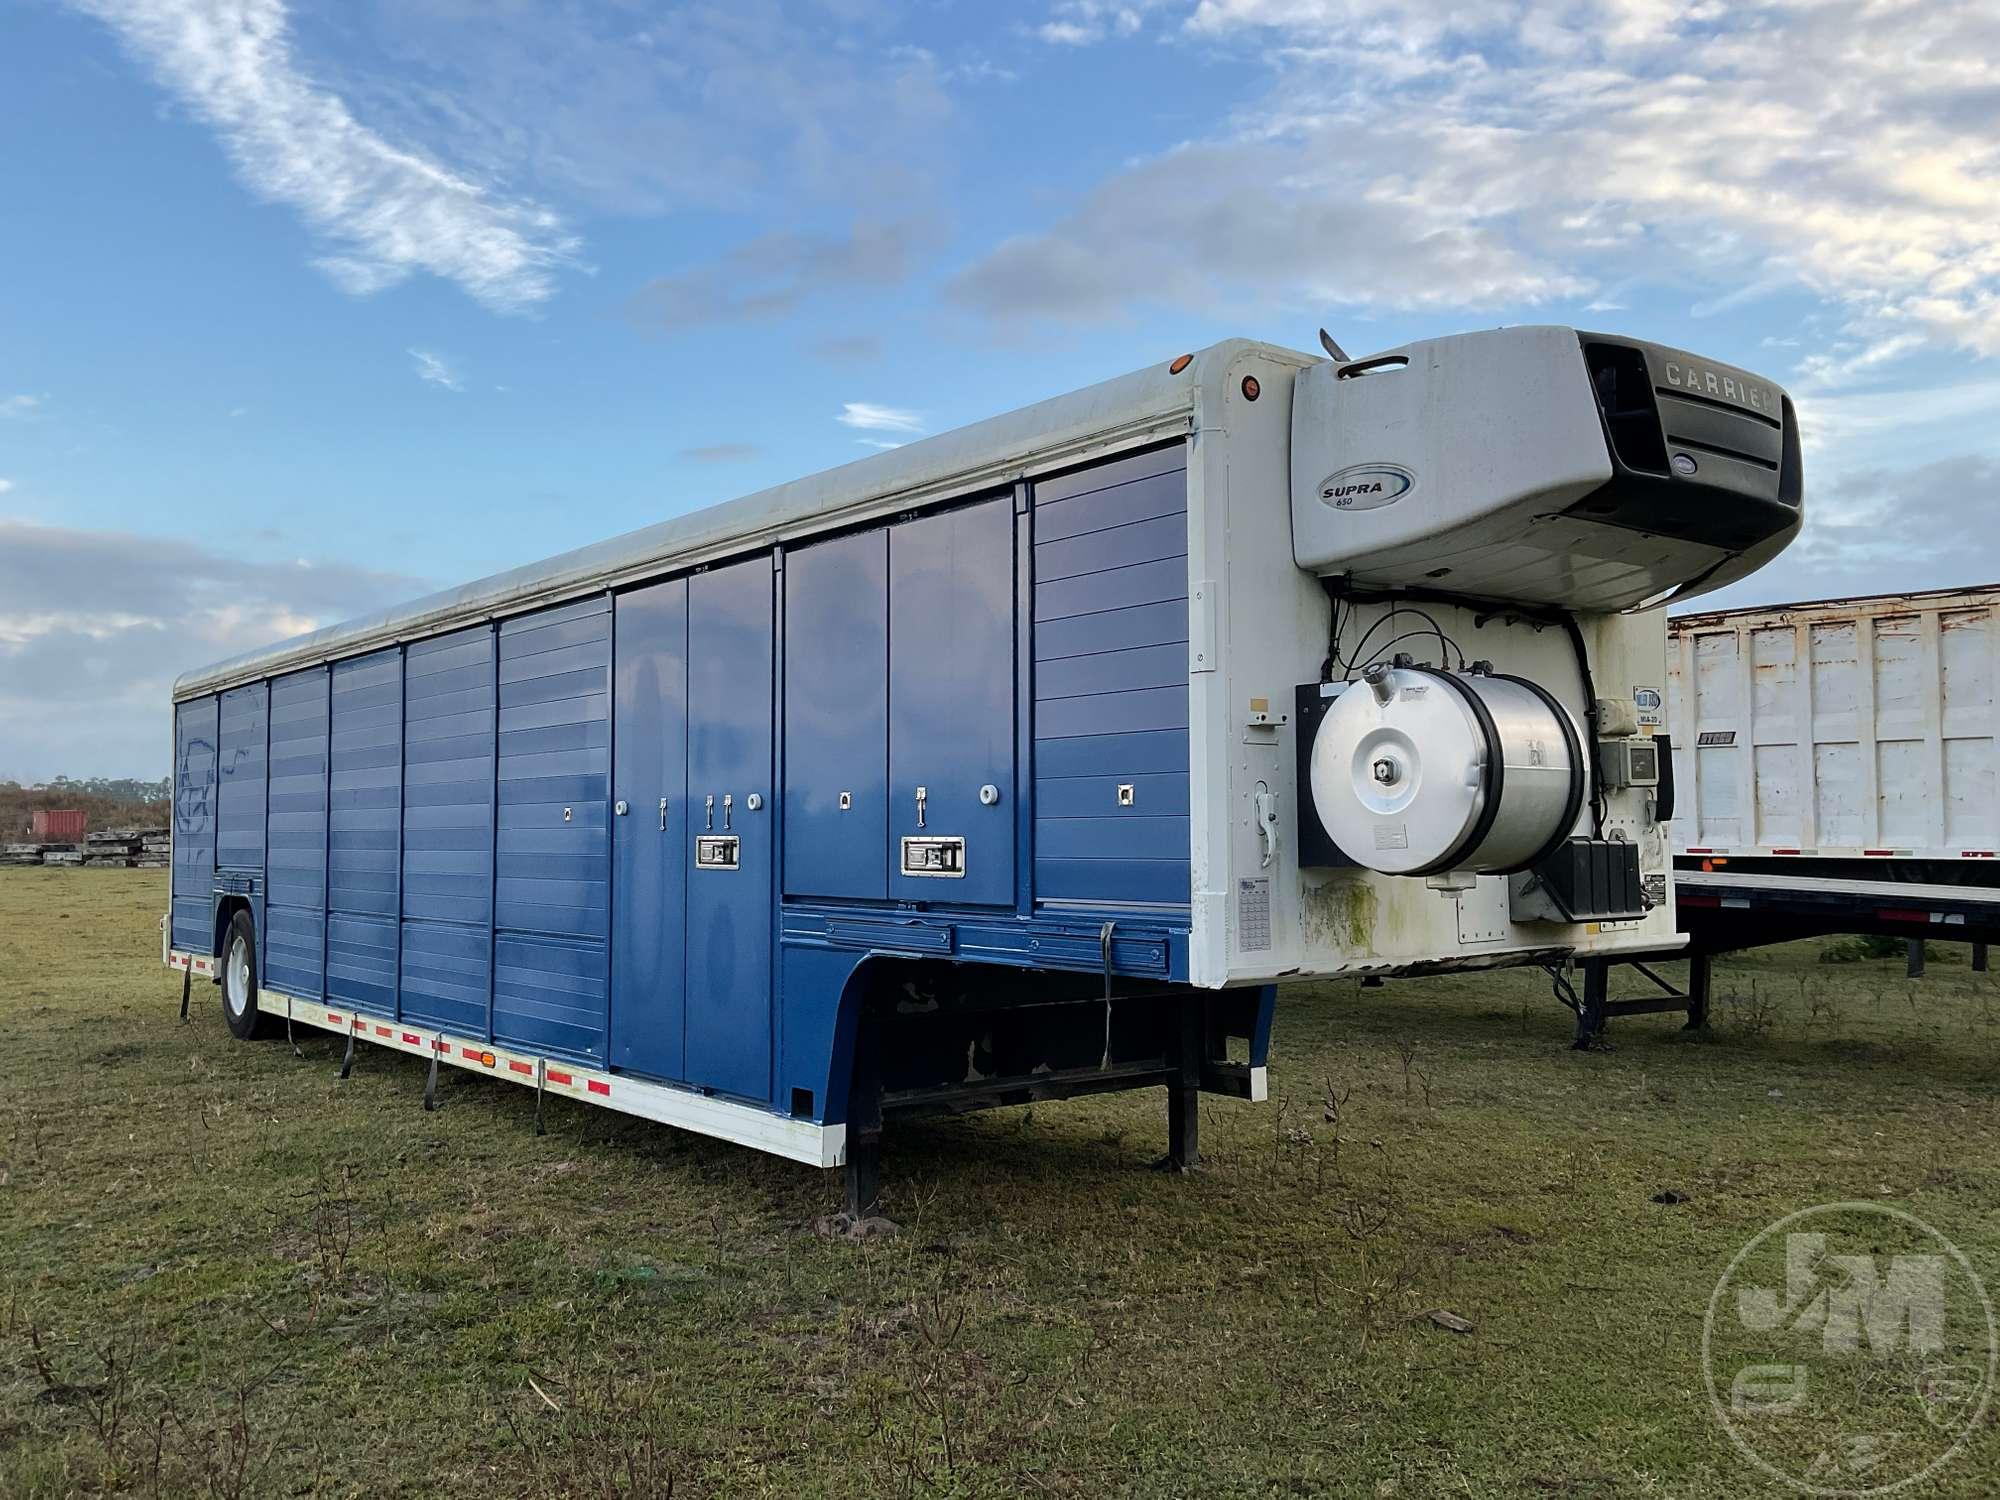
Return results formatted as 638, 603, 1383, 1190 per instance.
1158, 993, 1202, 1172
1569, 956, 1708, 1047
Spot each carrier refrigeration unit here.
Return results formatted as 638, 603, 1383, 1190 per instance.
165, 326, 1803, 1210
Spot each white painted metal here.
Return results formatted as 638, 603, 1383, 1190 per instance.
1185, 348, 1686, 985
1668, 586, 2000, 858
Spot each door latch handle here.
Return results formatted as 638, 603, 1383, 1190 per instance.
723, 792, 733, 831
705, 793, 714, 832
915, 785, 927, 829
1253, 782, 1280, 869
659, 797, 668, 831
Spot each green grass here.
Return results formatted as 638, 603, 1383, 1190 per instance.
2, 869, 1997, 1496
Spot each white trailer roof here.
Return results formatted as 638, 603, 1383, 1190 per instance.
176, 338, 1305, 700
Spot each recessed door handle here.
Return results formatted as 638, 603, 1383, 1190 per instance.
659, 797, 668, 831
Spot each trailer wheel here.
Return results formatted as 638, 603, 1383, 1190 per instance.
220, 909, 273, 1041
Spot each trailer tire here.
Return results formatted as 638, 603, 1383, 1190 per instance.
219, 909, 275, 1041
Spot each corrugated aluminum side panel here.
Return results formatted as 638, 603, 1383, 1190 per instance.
264, 667, 329, 997
215, 682, 268, 873
1669, 588, 2000, 857
494, 596, 610, 1061
327, 649, 402, 1016
1031, 447, 1191, 907
171, 697, 218, 950
399, 625, 496, 1035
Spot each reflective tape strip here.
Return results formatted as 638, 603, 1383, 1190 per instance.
232, 988, 842, 1165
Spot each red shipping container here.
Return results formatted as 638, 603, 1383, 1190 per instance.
31, 809, 87, 842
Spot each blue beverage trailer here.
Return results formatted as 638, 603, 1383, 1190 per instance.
166, 330, 1803, 1210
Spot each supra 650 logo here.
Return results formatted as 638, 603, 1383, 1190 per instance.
1318, 464, 1413, 511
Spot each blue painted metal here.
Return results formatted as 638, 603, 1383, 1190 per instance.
327, 649, 401, 1016
1032, 451, 1191, 907
176, 439, 1228, 1146
495, 596, 611, 1060
215, 682, 269, 874
264, 667, 328, 997
889, 497, 1016, 906
783, 529, 888, 900
399, 625, 496, 1034
171, 696, 218, 952
610, 577, 689, 1081
779, 945, 873, 1125
685, 556, 775, 1102
1013, 484, 1035, 916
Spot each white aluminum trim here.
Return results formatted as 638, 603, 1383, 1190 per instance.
1678, 869, 2000, 906
254, 991, 845, 1167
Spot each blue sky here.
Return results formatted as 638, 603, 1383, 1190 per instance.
5, 0, 1999, 779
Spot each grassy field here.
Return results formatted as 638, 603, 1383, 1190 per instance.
2, 869, 1996, 1496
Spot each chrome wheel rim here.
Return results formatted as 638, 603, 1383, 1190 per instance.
225, 936, 250, 1016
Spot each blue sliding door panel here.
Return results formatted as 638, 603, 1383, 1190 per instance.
610, 578, 689, 1082
171, 696, 218, 951
264, 667, 328, 997
888, 498, 1015, 906
685, 557, 775, 1103
215, 682, 269, 874
783, 529, 888, 900
1033, 451, 1191, 907
495, 596, 610, 1060
327, 649, 402, 1014
399, 625, 495, 1034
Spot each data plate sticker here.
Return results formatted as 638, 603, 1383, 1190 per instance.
1237, 877, 1272, 952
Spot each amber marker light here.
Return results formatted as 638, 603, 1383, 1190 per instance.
1241, 375, 1261, 401
1169, 353, 1193, 374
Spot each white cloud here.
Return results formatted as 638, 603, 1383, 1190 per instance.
1037, 2, 1164, 44
0, 480, 12, 495
1, 395, 45, 420
837, 402, 926, 435
69, 0, 579, 312
408, 348, 462, 391
993, 1, 2000, 360
856, 439, 906, 451
0, 516, 428, 780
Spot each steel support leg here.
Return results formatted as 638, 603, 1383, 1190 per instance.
1907, 939, 1926, 979
1974, 942, 1989, 974
843, 1011, 883, 1218
179, 967, 191, 1023
1683, 951, 1713, 1031
1572, 960, 1610, 1048
1164, 994, 1201, 1171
